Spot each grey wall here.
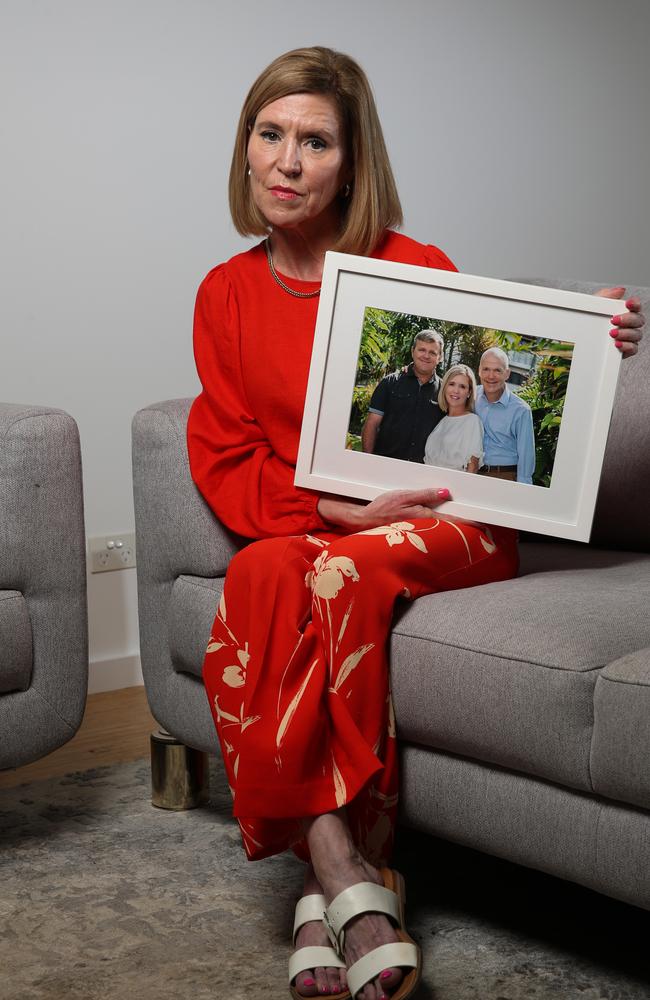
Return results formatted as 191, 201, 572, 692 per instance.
2, 0, 648, 680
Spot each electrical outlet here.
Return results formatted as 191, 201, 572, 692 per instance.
88, 532, 136, 573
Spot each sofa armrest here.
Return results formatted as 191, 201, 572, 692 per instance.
591, 646, 650, 810
132, 399, 241, 583
0, 403, 87, 768
132, 399, 242, 737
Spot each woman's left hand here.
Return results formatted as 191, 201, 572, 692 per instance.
595, 287, 645, 358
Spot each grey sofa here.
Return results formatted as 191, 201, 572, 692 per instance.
0, 403, 88, 770
132, 279, 650, 912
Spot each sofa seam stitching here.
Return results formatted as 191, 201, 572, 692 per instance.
176, 575, 225, 591
0, 409, 67, 442
391, 630, 604, 672
598, 674, 650, 688
28, 684, 79, 735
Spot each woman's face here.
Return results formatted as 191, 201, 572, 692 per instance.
247, 92, 349, 235
445, 374, 471, 409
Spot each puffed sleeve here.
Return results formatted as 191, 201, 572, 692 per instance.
187, 265, 327, 539
423, 245, 458, 273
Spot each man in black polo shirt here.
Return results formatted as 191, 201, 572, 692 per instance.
361, 330, 445, 462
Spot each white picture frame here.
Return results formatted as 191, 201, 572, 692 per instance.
295, 253, 622, 542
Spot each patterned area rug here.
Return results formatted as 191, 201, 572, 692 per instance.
1, 755, 648, 1000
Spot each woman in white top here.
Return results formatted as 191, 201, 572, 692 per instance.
424, 363, 483, 473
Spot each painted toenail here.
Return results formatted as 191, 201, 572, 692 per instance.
303, 978, 315, 987
380, 970, 392, 980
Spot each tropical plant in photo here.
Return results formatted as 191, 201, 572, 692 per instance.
492, 331, 573, 487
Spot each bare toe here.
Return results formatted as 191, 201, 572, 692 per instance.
323, 966, 343, 994
294, 970, 318, 996
377, 966, 401, 992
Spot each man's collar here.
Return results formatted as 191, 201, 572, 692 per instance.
479, 384, 510, 405
407, 362, 438, 385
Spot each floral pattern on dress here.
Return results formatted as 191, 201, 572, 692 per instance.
202, 519, 517, 864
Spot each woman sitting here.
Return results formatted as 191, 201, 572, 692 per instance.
424, 364, 484, 473
186, 45, 644, 1000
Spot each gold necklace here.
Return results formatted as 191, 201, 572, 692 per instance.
265, 239, 321, 299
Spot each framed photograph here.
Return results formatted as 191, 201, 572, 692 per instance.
295, 253, 622, 542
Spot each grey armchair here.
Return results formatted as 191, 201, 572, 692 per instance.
0, 404, 88, 770
132, 280, 650, 911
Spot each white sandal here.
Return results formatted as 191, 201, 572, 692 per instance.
323, 869, 421, 1000
289, 894, 350, 1000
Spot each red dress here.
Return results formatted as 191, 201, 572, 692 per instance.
187, 232, 519, 862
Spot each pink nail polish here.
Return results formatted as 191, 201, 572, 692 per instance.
612, 315, 622, 325
303, 978, 315, 987
609, 329, 618, 337
615, 341, 623, 349
437, 488, 450, 499
380, 970, 393, 980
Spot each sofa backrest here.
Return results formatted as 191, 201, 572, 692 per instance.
515, 280, 649, 553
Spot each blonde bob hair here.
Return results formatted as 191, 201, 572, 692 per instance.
229, 46, 402, 257
438, 364, 479, 414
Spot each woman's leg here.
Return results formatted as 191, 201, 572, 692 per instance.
305, 810, 402, 1000
295, 520, 517, 1000
203, 520, 518, 997
203, 533, 350, 996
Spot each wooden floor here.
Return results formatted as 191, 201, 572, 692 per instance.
0, 686, 158, 789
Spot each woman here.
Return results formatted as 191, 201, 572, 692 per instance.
187, 47, 643, 1000
424, 364, 483, 473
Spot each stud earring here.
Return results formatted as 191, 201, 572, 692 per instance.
343, 183, 351, 198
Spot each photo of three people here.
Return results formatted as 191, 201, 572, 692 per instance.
348, 307, 575, 489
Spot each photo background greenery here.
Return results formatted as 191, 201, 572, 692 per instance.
348, 306, 574, 487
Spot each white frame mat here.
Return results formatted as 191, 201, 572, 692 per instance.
295, 253, 622, 542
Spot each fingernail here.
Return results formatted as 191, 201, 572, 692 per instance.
611, 315, 621, 324
303, 978, 315, 986
437, 488, 450, 499
380, 970, 393, 980
615, 341, 623, 349
609, 329, 618, 338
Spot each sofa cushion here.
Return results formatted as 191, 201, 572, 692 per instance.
590, 648, 650, 810
167, 544, 650, 803
168, 575, 225, 678
0, 591, 32, 694
390, 542, 650, 796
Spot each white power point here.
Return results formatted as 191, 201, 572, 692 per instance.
88, 532, 136, 574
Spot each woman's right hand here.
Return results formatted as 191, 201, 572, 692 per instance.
317, 488, 451, 532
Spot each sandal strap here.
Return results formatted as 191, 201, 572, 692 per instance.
347, 942, 418, 999
289, 945, 346, 984
293, 894, 327, 943
325, 882, 400, 946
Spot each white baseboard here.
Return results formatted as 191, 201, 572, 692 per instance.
88, 653, 143, 694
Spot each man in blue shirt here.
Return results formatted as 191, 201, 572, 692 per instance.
475, 348, 535, 484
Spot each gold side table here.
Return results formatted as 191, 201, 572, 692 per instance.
150, 729, 209, 810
